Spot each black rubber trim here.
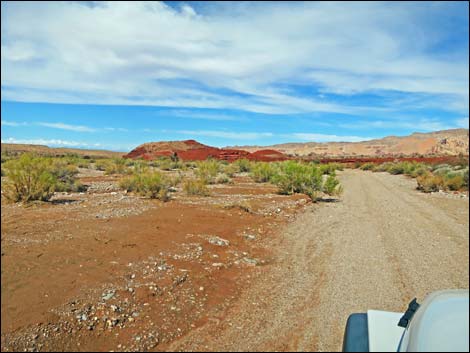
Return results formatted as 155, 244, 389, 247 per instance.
342, 313, 369, 352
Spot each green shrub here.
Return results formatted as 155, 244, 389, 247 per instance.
464, 169, 469, 188
234, 158, 252, 172
50, 160, 86, 192
323, 174, 343, 196
119, 171, 172, 201
445, 175, 465, 191
2, 154, 57, 202
319, 163, 342, 175
250, 162, 278, 182
272, 161, 323, 200
416, 173, 445, 193
183, 178, 210, 196
223, 163, 239, 177
105, 158, 128, 175
94, 159, 110, 171
195, 160, 221, 184
360, 162, 376, 171
215, 173, 231, 184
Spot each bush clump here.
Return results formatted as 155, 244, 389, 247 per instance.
2, 154, 85, 202
3, 154, 56, 202
119, 171, 172, 201
182, 178, 210, 196
104, 158, 128, 175
271, 161, 324, 200
250, 162, 278, 183
234, 158, 252, 173
416, 173, 445, 193
195, 160, 221, 184
360, 162, 376, 171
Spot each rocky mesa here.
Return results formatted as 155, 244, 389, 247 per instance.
124, 139, 289, 162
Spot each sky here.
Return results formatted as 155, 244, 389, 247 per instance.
1, 1, 469, 152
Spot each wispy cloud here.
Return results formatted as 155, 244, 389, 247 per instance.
1, 137, 101, 147
176, 130, 274, 140
165, 109, 241, 121
37, 122, 96, 132
104, 127, 128, 132
1, 120, 28, 126
1, 2, 468, 115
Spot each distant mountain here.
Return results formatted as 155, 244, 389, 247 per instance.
124, 139, 288, 161
231, 129, 469, 158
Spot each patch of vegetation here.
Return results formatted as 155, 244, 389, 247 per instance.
119, 171, 173, 201
2, 154, 84, 202
250, 162, 278, 182
234, 158, 252, 172
215, 173, 231, 184
182, 178, 210, 196
359, 162, 376, 171
271, 161, 323, 200
195, 160, 221, 184
104, 158, 128, 175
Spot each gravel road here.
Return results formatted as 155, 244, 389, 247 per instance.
168, 169, 469, 352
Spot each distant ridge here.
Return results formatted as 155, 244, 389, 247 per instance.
230, 129, 469, 158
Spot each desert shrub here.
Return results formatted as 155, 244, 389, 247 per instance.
388, 163, 406, 175
272, 161, 323, 200
234, 158, 252, 172
463, 169, 469, 188
409, 164, 429, 178
94, 159, 110, 171
323, 174, 343, 196
183, 178, 210, 196
360, 162, 375, 171
50, 160, 86, 192
416, 173, 445, 193
119, 171, 172, 201
2, 154, 57, 202
195, 160, 221, 184
151, 157, 184, 171
131, 160, 150, 174
215, 173, 231, 184
319, 163, 342, 175
250, 162, 278, 182
444, 175, 465, 191
223, 163, 239, 177
105, 158, 128, 175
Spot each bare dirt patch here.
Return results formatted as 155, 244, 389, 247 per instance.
1, 172, 308, 352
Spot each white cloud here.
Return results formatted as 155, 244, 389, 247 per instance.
289, 133, 374, 143
1, 120, 28, 126
1, 2, 468, 115
176, 130, 274, 140
37, 122, 96, 132
1, 137, 101, 147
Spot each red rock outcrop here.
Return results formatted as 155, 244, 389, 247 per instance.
124, 140, 289, 162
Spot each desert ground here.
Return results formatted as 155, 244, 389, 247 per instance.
1, 166, 468, 352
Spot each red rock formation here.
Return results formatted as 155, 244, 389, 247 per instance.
124, 140, 289, 162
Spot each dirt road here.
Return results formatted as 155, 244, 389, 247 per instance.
168, 169, 469, 351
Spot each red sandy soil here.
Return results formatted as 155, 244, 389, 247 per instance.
1, 169, 309, 352
124, 140, 289, 162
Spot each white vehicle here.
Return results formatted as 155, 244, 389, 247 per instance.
342, 289, 469, 352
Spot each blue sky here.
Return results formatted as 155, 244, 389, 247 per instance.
1, 1, 469, 151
